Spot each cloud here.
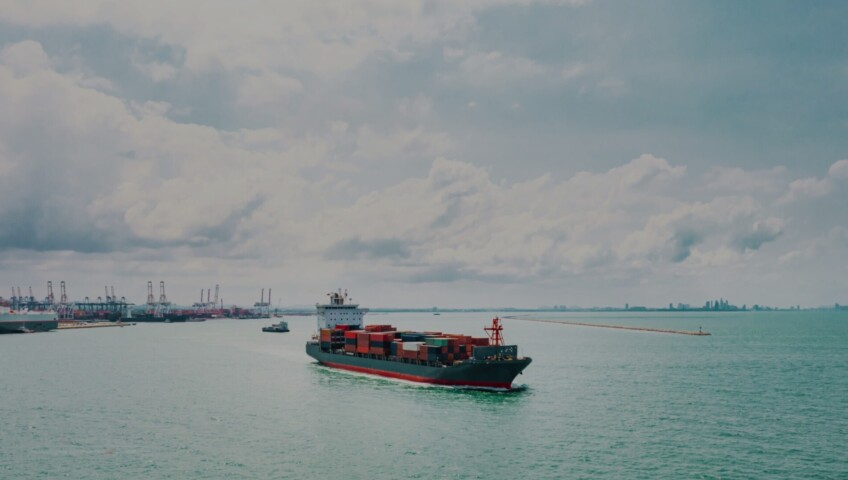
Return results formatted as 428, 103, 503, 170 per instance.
778, 159, 848, 204
0, 40, 312, 257
134, 60, 177, 82
455, 51, 546, 86
236, 71, 304, 108
829, 159, 848, 180
354, 125, 452, 163
617, 196, 763, 264
0, 3, 844, 307
0, 40, 50, 74
703, 166, 787, 194
325, 237, 412, 261
0, 1, 507, 77
782, 177, 832, 203
561, 63, 588, 80
733, 217, 784, 252
309, 154, 787, 284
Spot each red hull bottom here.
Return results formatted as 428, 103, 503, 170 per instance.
321, 360, 514, 390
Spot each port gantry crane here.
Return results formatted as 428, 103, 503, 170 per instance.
46, 281, 55, 305
254, 288, 272, 317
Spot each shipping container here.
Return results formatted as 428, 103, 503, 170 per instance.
400, 333, 426, 342
369, 346, 388, 356
425, 337, 450, 347
402, 341, 424, 351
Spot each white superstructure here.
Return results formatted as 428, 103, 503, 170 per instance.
316, 289, 368, 330
0, 306, 57, 321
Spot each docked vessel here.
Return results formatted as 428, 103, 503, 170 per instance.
305, 290, 531, 390
0, 306, 59, 334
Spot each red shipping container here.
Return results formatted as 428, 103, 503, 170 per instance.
344, 344, 356, 353
375, 332, 396, 342
365, 324, 394, 332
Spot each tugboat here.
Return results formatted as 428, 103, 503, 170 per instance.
262, 320, 289, 332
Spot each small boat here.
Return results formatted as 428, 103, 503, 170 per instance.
262, 321, 289, 333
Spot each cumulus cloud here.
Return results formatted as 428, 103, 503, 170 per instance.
237, 72, 304, 108
704, 166, 787, 194
308, 154, 786, 284
0, 40, 50, 74
0, 40, 312, 257
829, 159, 848, 180
733, 218, 785, 252
325, 237, 412, 260
0, 3, 844, 306
456, 51, 546, 85
354, 125, 452, 163
134, 60, 177, 82
0, 1, 520, 77
778, 159, 848, 204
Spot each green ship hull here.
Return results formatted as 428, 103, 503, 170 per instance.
306, 342, 531, 390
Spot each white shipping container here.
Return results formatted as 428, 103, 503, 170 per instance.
402, 341, 424, 351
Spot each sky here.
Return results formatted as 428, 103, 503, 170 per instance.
0, 1, 846, 308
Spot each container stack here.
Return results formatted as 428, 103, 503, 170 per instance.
401, 341, 423, 360
364, 324, 394, 332
326, 323, 494, 365
319, 328, 345, 351
369, 331, 397, 355
344, 330, 361, 353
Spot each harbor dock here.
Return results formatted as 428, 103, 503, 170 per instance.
58, 321, 135, 330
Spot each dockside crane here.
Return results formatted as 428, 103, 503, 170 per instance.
159, 281, 169, 305
146, 281, 155, 305
47, 281, 55, 305
58, 281, 72, 319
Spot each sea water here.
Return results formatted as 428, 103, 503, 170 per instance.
2, 311, 846, 479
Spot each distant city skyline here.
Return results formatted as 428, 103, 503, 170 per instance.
1, 2, 847, 307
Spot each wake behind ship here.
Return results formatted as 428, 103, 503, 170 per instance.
305, 290, 531, 390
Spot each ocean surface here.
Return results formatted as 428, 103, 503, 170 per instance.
2, 311, 846, 479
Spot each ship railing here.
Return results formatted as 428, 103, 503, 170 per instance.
347, 351, 448, 368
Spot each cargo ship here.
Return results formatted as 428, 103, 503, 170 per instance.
0, 306, 59, 334
305, 290, 531, 390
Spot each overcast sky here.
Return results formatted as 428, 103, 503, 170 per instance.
1, 1, 846, 308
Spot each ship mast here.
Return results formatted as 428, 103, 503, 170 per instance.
485, 317, 505, 346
